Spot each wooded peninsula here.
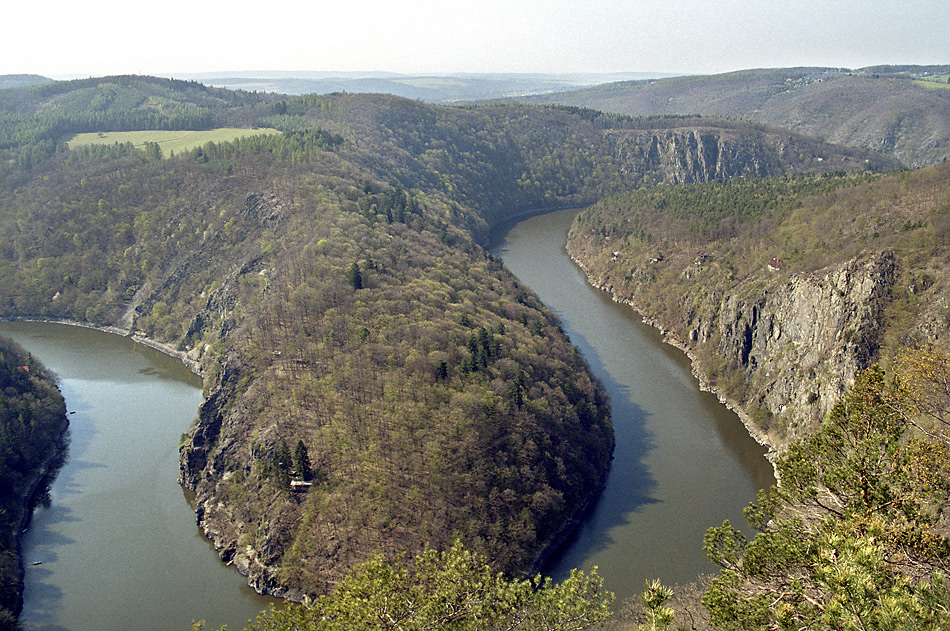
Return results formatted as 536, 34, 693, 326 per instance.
2, 68, 950, 630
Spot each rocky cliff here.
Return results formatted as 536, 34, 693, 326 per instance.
571, 248, 898, 450
566, 163, 950, 452
708, 252, 897, 441
605, 124, 894, 188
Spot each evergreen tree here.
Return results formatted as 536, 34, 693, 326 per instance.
347, 262, 363, 290
293, 440, 311, 481
193, 541, 612, 631
701, 357, 950, 630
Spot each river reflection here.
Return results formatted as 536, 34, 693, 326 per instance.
490, 208, 775, 603
0, 322, 275, 631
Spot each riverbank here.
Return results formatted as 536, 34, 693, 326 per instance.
1, 316, 203, 375
0, 331, 70, 623
1, 321, 275, 631
567, 252, 781, 469
9, 425, 69, 618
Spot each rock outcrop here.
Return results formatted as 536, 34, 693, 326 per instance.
606, 124, 890, 186
711, 252, 897, 441
570, 245, 900, 451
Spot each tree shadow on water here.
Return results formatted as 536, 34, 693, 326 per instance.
540, 336, 660, 579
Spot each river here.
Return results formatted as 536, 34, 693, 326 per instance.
490, 208, 775, 601
0, 321, 275, 631
3, 206, 774, 627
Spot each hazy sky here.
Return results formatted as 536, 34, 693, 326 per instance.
5, 0, 948, 77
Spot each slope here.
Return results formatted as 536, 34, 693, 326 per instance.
567, 162, 950, 449
0, 75, 895, 600
524, 66, 950, 168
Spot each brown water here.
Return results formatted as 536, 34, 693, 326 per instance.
491, 208, 775, 603
0, 321, 275, 631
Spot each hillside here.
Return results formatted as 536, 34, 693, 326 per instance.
0, 75, 896, 601
0, 75, 52, 90
523, 66, 950, 168
0, 75, 276, 154
566, 162, 950, 448
0, 335, 68, 627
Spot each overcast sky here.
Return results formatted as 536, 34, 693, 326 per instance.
5, 0, 948, 78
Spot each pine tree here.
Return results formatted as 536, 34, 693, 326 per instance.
293, 440, 311, 481
347, 262, 363, 290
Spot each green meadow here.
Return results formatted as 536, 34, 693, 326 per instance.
913, 75, 950, 90
67, 127, 281, 156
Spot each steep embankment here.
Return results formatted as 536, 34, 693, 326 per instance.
0, 77, 893, 599
0, 335, 68, 626
567, 163, 950, 449
524, 66, 950, 168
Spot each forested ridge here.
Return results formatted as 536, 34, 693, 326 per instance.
0, 73, 927, 627
568, 163, 950, 444
0, 336, 67, 630
524, 65, 950, 168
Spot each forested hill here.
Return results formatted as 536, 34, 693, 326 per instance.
0, 75, 276, 153
567, 162, 950, 447
0, 335, 68, 627
0, 75, 52, 90
521, 65, 950, 168
0, 75, 893, 601
254, 93, 896, 240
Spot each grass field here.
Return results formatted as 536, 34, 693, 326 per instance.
912, 74, 950, 90
67, 128, 281, 156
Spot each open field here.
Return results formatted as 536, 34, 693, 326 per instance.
67, 128, 281, 156
915, 76, 950, 90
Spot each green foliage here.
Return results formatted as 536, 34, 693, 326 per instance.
347, 262, 363, 290
701, 354, 950, 630
0, 335, 68, 624
200, 541, 612, 631
293, 440, 311, 479
638, 579, 674, 631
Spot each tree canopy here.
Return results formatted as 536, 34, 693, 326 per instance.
700, 347, 950, 630
193, 541, 612, 631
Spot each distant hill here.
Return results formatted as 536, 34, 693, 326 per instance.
0, 75, 892, 602
0, 74, 52, 90
0, 75, 276, 150
174, 71, 675, 103
522, 66, 950, 168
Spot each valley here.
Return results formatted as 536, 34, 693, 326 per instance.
1, 65, 948, 628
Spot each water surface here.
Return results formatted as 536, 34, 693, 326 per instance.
0, 321, 274, 631
491, 208, 775, 602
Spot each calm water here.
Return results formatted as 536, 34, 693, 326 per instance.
491, 208, 775, 602
0, 321, 275, 631
2, 206, 775, 625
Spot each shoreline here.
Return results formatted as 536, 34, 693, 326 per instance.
0, 316, 204, 376
566, 252, 781, 471
10, 426, 69, 619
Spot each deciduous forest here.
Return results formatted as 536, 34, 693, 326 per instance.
0, 336, 67, 629
0, 70, 948, 630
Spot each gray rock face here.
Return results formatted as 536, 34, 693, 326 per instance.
606, 125, 881, 186
713, 252, 896, 440
573, 244, 898, 450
